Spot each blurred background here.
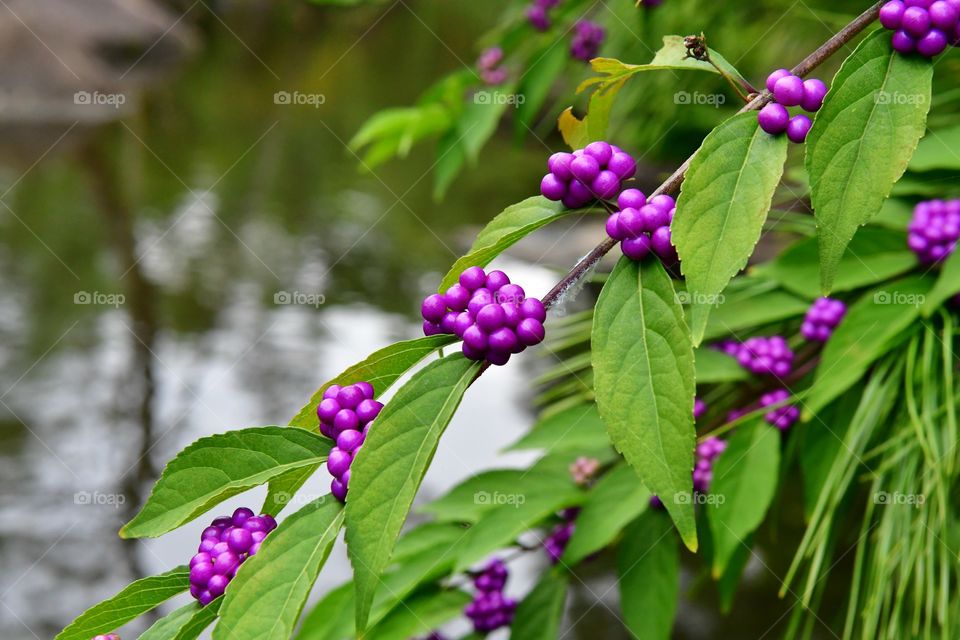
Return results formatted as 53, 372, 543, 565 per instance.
0, 1, 955, 638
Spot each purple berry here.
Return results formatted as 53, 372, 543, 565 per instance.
459, 266, 487, 291
649, 194, 676, 211
608, 151, 637, 179
786, 114, 812, 143
617, 188, 646, 210
331, 478, 347, 501
337, 386, 363, 409
758, 102, 790, 134
337, 429, 365, 453
486, 270, 510, 292
621, 235, 651, 261
327, 448, 352, 477
420, 293, 447, 323
526, 5, 549, 30
444, 284, 471, 312
476, 304, 506, 332
606, 212, 624, 240
903, 6, 932, 36
773, 75, 805, 107
765, 68, 791, 92
226, 528, 253, 554
520, 297, 546, 322
333, 409, 359, 432
562, 178, 593, 208
929, 0, 959, 27
355, 398, 382, 423
488, 327, 519, 353
467, 289, 495, 316
800, 78, 828, 112
500, 302, 522, 327
516, 318, 546, 346
547, 152, 574, 180
583, 141, 613, 164
497, 283, 525, 303
540, 173, 567, 201
322, 385, 341, 400
463, 324, 488, 352
639, 203, 669, 232
591, 170, 621, 200
207, 574, 229, 598
880, 0, 907, 28
917, 28, 949, 54
570, 154, 600, 184
650, 226, 675, 261
892, 28, 917, 51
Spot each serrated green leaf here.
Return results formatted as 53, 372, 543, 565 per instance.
804, 275, 933, 417
510, 571, 569, 640
562, 464, 650, 565
516, 44, 568, 138
674, 112, 789, 344
438, 197, 569, 291
214, 497, 344, 640
453, 474, 582, 572
921, 249, 960, 316
268, 335, 455, 514
121, 427, 331, 538
707, 420, 779, 576
345, 354, 480, 633
559, 76, 627, 149
592, 258, 697, 551
617, 511, 679, 640
763, 227, 916, 299
505, 403, 606, 453
55, 567, 189, 640
140, 599, 222, 640
694, 347, 747, 384
909, 124, 960, 172
367, 588, 471, 640
807, 30, 932, 293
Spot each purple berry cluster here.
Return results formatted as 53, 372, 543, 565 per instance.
604, 188, 678, 264
760, 389, 799, 431
757, 70, 827, 143
189, 507, 277, 605
422, 267, 546, 365
801, 297, 847, 342
693, 436, 728, 492
477, 47, 507, 86
317, 381, 382, 501
525, 0, 559, 31
880, 0, 960, 57
571, 20, 605, 61
464, 559, 516, 633
543, 508, 578, 564
907, 199, 960, 264
569, 456, 600, 486
735, 336, 794, 378
93, 635, 121, 640
540, 141, 637, 208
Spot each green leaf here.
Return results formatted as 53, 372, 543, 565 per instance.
296, 583, 354, 640
804, 275, 933, 417
762, 227, 916, 298
55, 567, 189, 640
419, 469, 531, 523
214, 497, 344, 640
909, 124, 960, 171
345, 354, 480, 633
269, 335, 454, 515
140, 600, 222, 640
559, 75, 629, 149
694, 347, 747, 384
921, 249, 960, 316
807, 29, 932, 293
716, 535, 754, 614
438, 197, 568, 291
452, 474, 583, 572
505, 403, 607, 453
562, 464, 650, 565
366, 588, 471, 640
516, 44, 568, 138
510, 571, 569, 640
617, 512, 679, 640
674, 112, 789, 344
434, 93, 512, 199
121, 427, 331, 538
707, 420, 780, 576
592, 258, 697, 551
701, 289, 810, 341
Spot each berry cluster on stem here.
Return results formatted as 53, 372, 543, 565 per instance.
318, 381, 382, 501
604, 188, 678, 263
188, 508, 277, 605
540, 141, 637, 208
543, 508, 578, 564
464, 559, 516, 632
880, 0, 960, 56
571, 20, 605, 61
757, 70, 827, 143
908, 198, 960, 264
801, 297, 847, 342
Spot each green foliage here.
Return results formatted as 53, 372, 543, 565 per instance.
908, 124, 960, 171
505, 402, 606, 453
55, 567, 189, 640
121, 427, 331, 538
617, 512, 679, 640
674, 112, 789, 343
140, 601, 222, 640
510, 571, 569, 640
366, 588, 472, 640
345, 354, 480, 633
807, 30, 932, 293
214, 498, 344, 640
922, 249, 960, 316
592, 258, 697, 551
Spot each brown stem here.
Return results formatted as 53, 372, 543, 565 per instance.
540, 0, 884, 310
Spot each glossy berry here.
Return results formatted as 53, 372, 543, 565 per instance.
541, 143, 636, 207
773, 74, 805, 106
880, 0, 907, 28
758, 102, 790, 135
737, 335, 794, 378
765, 68, 791, 92
761, 389, 800, 431
315, 380, 381, 501
907, 199, 960, 263
917, 28, 949, 54
786, 114, 812, 143
802, 297, 847, 342
605, 188, 678, 265
800, 78, 828, 111
882, 0, 957, 56
892, 29, 917, 52
188, 508, 276, 605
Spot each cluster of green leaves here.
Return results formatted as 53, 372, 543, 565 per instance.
55, 14, 960, 640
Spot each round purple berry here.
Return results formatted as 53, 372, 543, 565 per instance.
547, 152, 574, 180
786, 114, 812, 143
903, 6, 932, 36
583, 141, 613, 165
337, 429, 365, 453
617, 188, 646, 210
591, 170, 621, 200
917, 28, 949, 54
520, 297, 546, 322
444, 283, 471, 312
758, 102, 790, 134
765, 68, 791, 93
892, 28, 917, 51
800, 78, 828, 112
486, 270, 510, 292
607, 151, 637, 179
420, 293, 447, 323
540, 173, 567, 201
621, 235, 651, 261
463, 325, 488, 352
880, 0, 907, 28
773, 74, 805, 107
327, 448, 352, 478
356, 398, 382, 423
929, 0, 959, 28
516, 318, 545, 346
570, 154, 600, 184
